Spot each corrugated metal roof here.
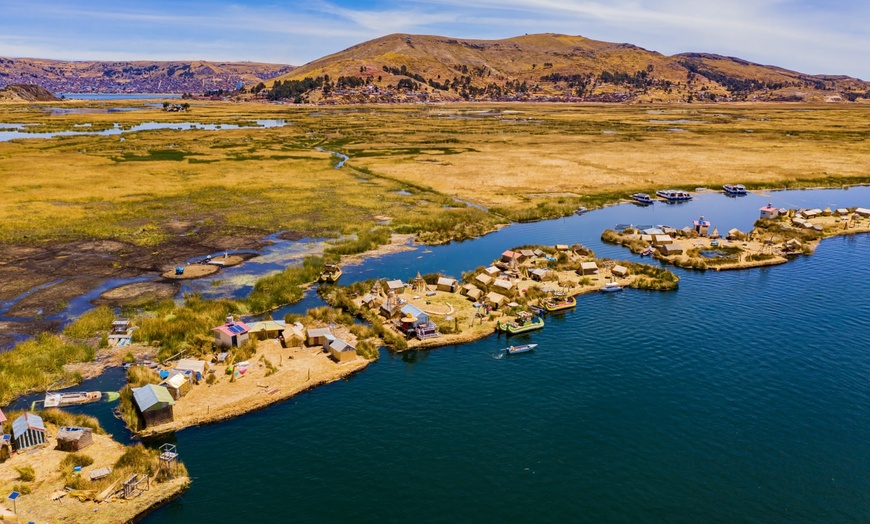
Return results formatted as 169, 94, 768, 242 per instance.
386, 279, 405, 289
12, 412, 45, 439
401, 304, 425, 318
175, 359, 206, 374
164, 373, 188, 389
437, 277, 456, 286
133, 384, 175, 412
330, 338, 355, 352
0, 408, 6, 423
307, 327, 333, 337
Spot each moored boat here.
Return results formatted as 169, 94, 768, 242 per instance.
575, 206, 588, 215
601, 282, 624, 293
640, 247, 653, 257
497, 313, 544, 335
543, 294, 576, 312
44, 391, 102, 408
504, 343, 538, 355
723, 184, 748, 195
319, 263, 342, 283
631, 193, 654, 205
656, 189, 693, 202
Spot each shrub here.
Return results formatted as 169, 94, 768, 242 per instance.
63, 306, 115, 339
16, 466, 35, 482
40, 409, 105, 434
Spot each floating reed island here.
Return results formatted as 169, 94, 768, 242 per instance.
161, 253, 254, 280
0, 409, 189, 524
602, 206, 870, 271
320, 244, 679, 351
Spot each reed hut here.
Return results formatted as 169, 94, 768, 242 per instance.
659, 244, 684, 256
56, 426, 94, 452
612, 265, 630, 278
486, 291, 507, 310
483, 266, 501, 277
386, 279, 406, 294
12, 412, 46, 451
651, 234, 673, 246
726, 228, 747, 241
475, 273, 493, 287
501, 250, 521, 264
328, 338, 357, 363
530, 268, 552, 282
436, 277, 458, 293
284, 322, 306, 348
132, 384, 175, 428
578, 261, 599, 276
162, 372, 193, 400
461, 284, 483, 302
247, 320, 286, 341
493, 278, 514, 292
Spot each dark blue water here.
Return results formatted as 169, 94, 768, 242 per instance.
137, 188, 869, 523
7, 188, 869, 522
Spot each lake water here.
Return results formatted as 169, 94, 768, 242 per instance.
59, 93, 182, 100
8, 188, 870, 522
0, 119, 289, 142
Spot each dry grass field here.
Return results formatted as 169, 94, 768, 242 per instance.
1, 101, 868, 248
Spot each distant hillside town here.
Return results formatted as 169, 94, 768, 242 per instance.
0, 57, 293, 94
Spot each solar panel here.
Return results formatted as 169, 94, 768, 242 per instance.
230, 325, 245, 334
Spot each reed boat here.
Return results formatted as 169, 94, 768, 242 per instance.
601, 282, 624, 293
319, 263, 342, 283
543, 295, 576, 312
44, 391, 101, 408
497, 314, 544, 335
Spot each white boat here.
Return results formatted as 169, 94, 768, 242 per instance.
656, 189, 693, 202
504, 343, 537, 354
575, 207, 588, 215
601, 282, 624, 293
631, 193, 654, 205
44, 391, 101, 408
723, 184, 747, 195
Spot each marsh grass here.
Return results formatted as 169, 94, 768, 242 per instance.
63, 305, 115, 339
0, 333, 94, 405
39, 408, 105, 434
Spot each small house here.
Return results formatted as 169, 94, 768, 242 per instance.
693, 216, 711, 237
175, 359, 208, 382
56, 426, 94, 452
726, 228, 746, 241
212, 316, 250, 348
855, 207, 870, 218
162, 371, 193, 400
642, 228, 665, 237
533, 249, 546, 258
436, 277, 458, 293
400, 304, 430, 327
475, 273, 494, 286
612, 265, 630, 278
246, 320, 286, 341
386, 279, 406, 294
759, 203, 779, 220
652, 234, 673, 246
501, 250, 521, 264
132, 384, 175, 428
836, 208, 849, 216
284, 322, 306, 348
12, 412, 46, 451
555, 244, 569, 251
493, 278, 514, 292
578, 261, 599, 276
328, 338, 357, 363
360, 293, 378, 308
461, 284, 483, 301
659, 244, 684, 256
483, 266, 501, 277
530, 268, 551, 282
307, 327, 334, 347
519, 249, 535, 260
486, 291, 507, 309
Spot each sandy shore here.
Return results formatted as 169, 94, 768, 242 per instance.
161, 254, 250, 280
137, 340, 370, 438
0, 431, 188, 524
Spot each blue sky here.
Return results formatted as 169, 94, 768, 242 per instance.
1, 0, 868, 79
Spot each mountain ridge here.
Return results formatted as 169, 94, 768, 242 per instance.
266, 33, 869, 103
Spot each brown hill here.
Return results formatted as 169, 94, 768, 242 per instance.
0, 83, 58, 102
0, 58, 294, 94
267, 33, 870, 103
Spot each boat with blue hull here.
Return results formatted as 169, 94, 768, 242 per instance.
656, 189, 693, 202
631, 193, 654, 205
723, 184, 748, 196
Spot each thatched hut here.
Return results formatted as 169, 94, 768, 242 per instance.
611, 265, 630, 278
436, 277, 458, 293
578, 261, 599, 276
659, 244, 684, 256
56, 426, 94, 452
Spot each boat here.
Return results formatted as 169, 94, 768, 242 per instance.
543, 294, 576, 312
640, 247, 653, 257
496, 313, 544, 335
44, 391, 101, 408
575, 206, 588, 215
631, 193, 654, 205
601, 282, 624, 293
723, 184, 748, 196
503, 343, 538, 355
656, 189, 693, 202
319, 263, 342, 283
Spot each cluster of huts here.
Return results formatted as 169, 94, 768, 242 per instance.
0, 408, 96, 459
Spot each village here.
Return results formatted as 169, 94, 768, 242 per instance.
602, 204, 870, 271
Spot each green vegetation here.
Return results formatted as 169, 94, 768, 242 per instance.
15, 466, 36, 482
39, 408, 106, 434
62, 305, 115, 339
246, 256, 323, 313
0, 333, 94, 405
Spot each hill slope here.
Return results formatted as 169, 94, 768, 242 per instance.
0, 84, 58, 102
267, 33, 869, 103
0, 58, 294, 94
